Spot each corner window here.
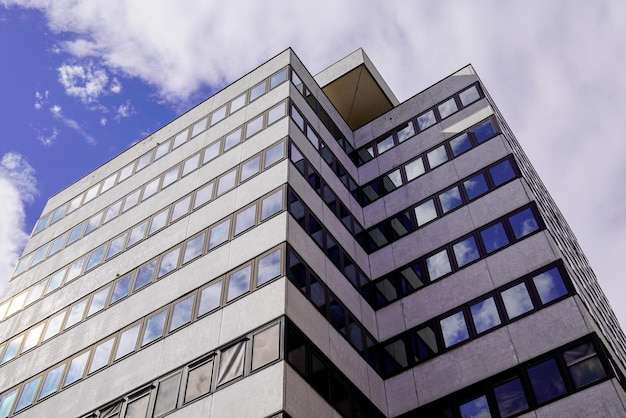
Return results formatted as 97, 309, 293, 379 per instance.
564, 342, 607, 389
532, 268, 568, 304
459, 85, 480, 107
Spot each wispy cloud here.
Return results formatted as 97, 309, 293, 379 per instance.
34, 90, 49, 110
0, 153, 38, 292
58, 61, 110, 103
49, 104, 97, 145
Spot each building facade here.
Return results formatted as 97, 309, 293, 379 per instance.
1, 48, 626, 417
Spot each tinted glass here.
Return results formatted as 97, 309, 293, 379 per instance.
453, 236, 480, 268
440, 311, 469, 348
252, 324, 280, 370
463, 173, 489, 200
198, 281, 223, 317
439, 186, 462, 213
489, 159, 516, 187
494, 378, 528, 417
169, 295, 194, 331
438, 98, 458, 119
397, 121, 415, 142
427, 145, 448, 169
501, 283, 533, 319
426, 249, 451, 280
473, 120, 496, 143
509, 208, 539, 239
470, 297, 501, 333
450, 133, 471, 156
257, 250, 281, 286
415, 199, 437, 226
417, 110, 436, 130
459, 395, 490, 418
532, 268, 568, 304
527, 359, 566, 404
209, 219, 230, 249
564, 342, 607, 388
480, 222, 509, 253
227, 266, 251, 301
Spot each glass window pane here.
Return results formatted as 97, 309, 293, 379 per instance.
453, 236, 480, 268
291, 106, 305, 131
267, 102, 286, 125
463, 173, 489, 200
470, 297, 501, 334
0, 390, 17, 418
186, 153, 203, 174
376, 135, 394, 154
405, 157, 425, 181
223, 128, 242, 152
227, 265, 251, 302
426, 249, 452, 281
142, 310, 167, 346
183, 233, 205, 264
261, 190, 283, 220
162, 165, 180, 189
115, 324, 141, 360
234, 205, 256, 235
480, 222, 509, 253
85, 211, 104, 235
246, 114, 263, 138
154, 373, 181, 416
66, 257, 85, 282
67, 195, 83, 213
142, 178, 159, 201
252, 324, 280, 370
122, 189, 140, 212
15, 377, 41, 411
67, 221, 86, 245
270, 68, 287, 89
396, 121, 415, 143
217, 170, 236, 195
185, 360, 213, 403
211, 104, 227, 125
527, 358, 567, 404
533, 268, 568, 304
45, 268, 66, 294
501, 283, 534, 319
257, 250, 281, 286
509, 208, 539, 240
194, 182, 214, 209
250, 81, 266, 101
191, 117, 207, 137
494, 378, 528, 418
126, 221, 147, 247
172, 130, 188, 149
450, 133, 472, 156
171, 196, 191, 222
154, 139, 171, 161
209, 219, 230, 250
103, 200, 122, 224
106, 234, 126, 262
86, 244, 106, 271
427, 145, 448, 169
415, 199, 437, 226
158, 247, 180, 278
64, 351, 89, 387
459, 395, 490, 418
217, 341, 245, 385
565, 343, 607, 388
473, 120, 496, 143
198, 281, 223, 317
265, 141, 284, 168
22, 323, 44, 352
1, 335, 23, 364
33, 214, 51, 234
7, 291, 27, 317
38, 364, 66, 400
118, 163, 134, 182
110, 274, 132, 304
417, 110, 436, 130
230, 93, 246, 113
84, 184, 100, 203
439, 186, 462, 213
149, 208, 169, 235
438, 97, 458, 119
31, 243, 50, 266
89, 339, 114, 373
48, 233, 67, 257
169, 295, 195, 331
125, 395, 149, 418
43, 312, 65, 341
135, 151, 153, 172
460, 85, 480, 106
88, 286, 110, 316
489, 159, 516, 187
64, 299, 87, 329
203, 141, 220, 164
240, 156, 260, 182
440, 311, 469, 348
133, 261, 156, 291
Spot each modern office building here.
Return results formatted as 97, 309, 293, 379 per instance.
1, 48, 626, 417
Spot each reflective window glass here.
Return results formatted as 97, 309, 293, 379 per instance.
169, 295, 195, 331
267, 102, 286, 125
183, 233, 205, 264
0, 390, 17, 417
45, 268, 66, 294
489, 159, 516, 187
38, 364, 66, 400
64, 299, 87, 329
270, 68, 287, 89
134, 261, 156, 291
84, 184, 100, 203
459, 85, 480, 106
532, 268, 568, 304
257, 249, 281, 286
89, 339, 114, 373
440, 311, 469, 348
185, 360, 213, 403
470, 297, 501, 334
33, 214, 51, 234
527, 358, 566, 404
217, 341, 245, 385
86, 244, 106, 271
230, 93, 246, 113
227, 265, 251, 301
473, 120, 496, 143
376, 135, 394, 154
223, 128, 242, 152
198, 281, 223, 317
453, 236, 480, 268
158, 247, 180, 278
125, 395, 149, 418
67, 222, 86, 245
7, 291, 27, 317
64, 351, 89, 387
211, 104, 227, 125
126, 221, 147, 247
509, 208, 539, 239
149, 208, 169, 235
1, 335, 23, 363
27, 280, 47, 305
194, 182, 214, 209
396, 121, 415, 143
106, 233, 127, 260
88, 286, 110, 316
291, 106, 305, 130
142, 310, 167, 346
15, 377, 41, 411
183, 153, 200, 177
307, 128, 320, 149
217, 170, 236, 195
261, 190, 283, 220
172, 130, 188, 149
154, 373, 181, 416
135, 151, 153, 172
463, 173, 489, 200
427, 145, 448, 168
209, 219, 230, 250
480, 222, 509, 253
501, 283, 534, 319
110, 274, 132, 304
405, 157, 425, 181
240, 155, 260, 182
252, 324, 280, 370
438, 97, 458, 119
250, 81, 266, 101
118, 163, 134, 183
154, 139, 171, 161
426, 249, 452, 280
265, 141, 284, 168
415, 199, 437, 226
191, 117, 207, 137
103, 200, 122, 224
459, 395, 490, 418
162, 165, 180, 189
450, 132, 471, 156
494, 378, 528, 417
417, 110, 436, 130
122, 189, 140, 212
234, 205, 256, 235
203, 141, 220, 164
564, 342, 607, 388
66, 257, 85, 282
439, 186, 462, 213
142, 178, 159, 201
246, 114, 263, 138
31, 243, 50, 266
22, 323, 44, 352
171, 196, 191, 222
67, 194, 83, 214
115, 324, 141, 360
50, 205, 66, 225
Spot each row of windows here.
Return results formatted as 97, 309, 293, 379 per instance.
373, 262, 574, 378
76, 320, 283, 418
357, 155, 519, 253
357, 117, 498, 206
30, 66, 289, 238
0, 247, 286, 417
362, 203, 544, 309
14, 99, 289, 278
285, 320, 385, 418
406, 335, 615, 418
288, 188, 368, 290
0, 189, 286, 365
1, 139, 287, 324
350, 83, 484, 166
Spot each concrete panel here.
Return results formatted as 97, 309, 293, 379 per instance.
535, 379, 626, 418
285, 362, 335, 418
385, 370, 419, 417
286, 279, 331, 355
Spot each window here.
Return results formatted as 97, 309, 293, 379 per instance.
217, 341, 245, 385
153, 373, 181, 416
66, 257, 85, 282
1, 335, 24, 363
264, 141, 284, 168
270, 68, 287, 89
564, 342, 606, 389
508, 208, 539, 239
106, 233, 127, 260
172, 130, 188, 149
194, 182, 214, 209
64, 299, 87, 329
230, 93, 246, 113
459, 85, 480, 107
480, 222, 509, 253
473, 120, 496, 143
63, 351, 89, 387
133, 261, 156, 291
208, 219, 230, 250
110, 274, 132, 304
67, 221, 86, 245
439, 186, 462, 213
171, 196, 191, 222
426, 145, 448, 168
84, 183, 100, 203
376, 135, 394, 154
246, 114, 263, 138
149, 208, 169, 235
38, 364, 66, 400
158, 247, 180, 278
240, 155, 261, 182
169, 296, 194, 331
89, 339, 114, 373
217, 170, 237, 195
185, 359, 213, 403
261, 190, 283, 220
501, 283, 533, 319
88, 286, 110, 316
249, 81, 266, 102
211, 104, 227, 125
493, 377, 528, 417
397, 121, 415, 142
86, 245, 106, 271
223, 128, 242, 152
470, 297, 501, 334
440, 311, 469, 348
85, 211, 104, 235
438, 97, 458, 119
257, 250, 281, 286
532, 268, 568, 304
135, 151, 153, 173
115, 324, 141, 360
459, 395, 490, 418
527, 359, 566, 404
198, 281, 223, 317
142, 178, 160, 201
104, 200, 122, 224
426, 249, 451, 280
452, 236, 480, 268
124, 394, 149, 418
183, 233, 205, 264
126, 221, 147, 247
203, 141, 220, 164
43, 312, 65, 341
182, 153, 200, 176
450, 133, 471, 156
463, 173, 489, 200
162, 165, 180, 189
191, 118, 207, 137
142, 310, 167, 346
227, 265, 251, 301
489, 159, 516, 187
415, 199, 437, 226
154, 140, 171, 161
252, 324, 280, 370
22, 323, 44, 352
405, 157, 425, 181
234, 205, 257, 235
122, 189, 140, 212
15, 377, 41, 412
417, 110, 436, 131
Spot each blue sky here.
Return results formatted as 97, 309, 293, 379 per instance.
1, 1, 626, 326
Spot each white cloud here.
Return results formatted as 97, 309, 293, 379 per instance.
58, 61, 109, 103
49, 104, 97, 145
0, 153, 38, 294
110, 77, 122, 94
32, 125, 59, 146
114, 100, 133, 121
34, 90, 49, 110
100, 117, 107, 126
